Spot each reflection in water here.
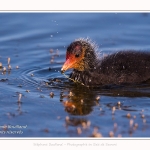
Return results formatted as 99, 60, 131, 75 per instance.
17, 101, 22, 115
46, 78, 150, 137
65, 116, 90, 127
60, 85, 98, 115
64, 116, 103, 137
47, 77, 150, 116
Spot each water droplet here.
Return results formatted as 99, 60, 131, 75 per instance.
3, 67, 6, 72
0, 62, 3, 68
18, 93, 22, 103
117, 101, 121, 105
50, 92, 54, 98
16, 66, 19, 69
8, 57, 10, 65
129, 119, 134, 127
109, 131, 114, 137
96, 96, 100, 101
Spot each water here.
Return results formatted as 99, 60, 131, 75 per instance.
0, 12, 150, 137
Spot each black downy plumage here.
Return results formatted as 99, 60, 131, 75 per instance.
61, 38, 150, 86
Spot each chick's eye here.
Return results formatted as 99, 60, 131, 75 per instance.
75, 54, 80, 57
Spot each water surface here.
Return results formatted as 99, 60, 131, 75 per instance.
0, 13, 150, 137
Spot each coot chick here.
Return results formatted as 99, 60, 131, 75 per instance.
61, 38, 150, 86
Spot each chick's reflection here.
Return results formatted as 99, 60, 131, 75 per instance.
60, 86, 100, 115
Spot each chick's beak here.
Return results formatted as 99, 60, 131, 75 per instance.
61, 58, 75, 74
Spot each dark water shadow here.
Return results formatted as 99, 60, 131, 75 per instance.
46, 77, 150, 116
47, 76, 150, 97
